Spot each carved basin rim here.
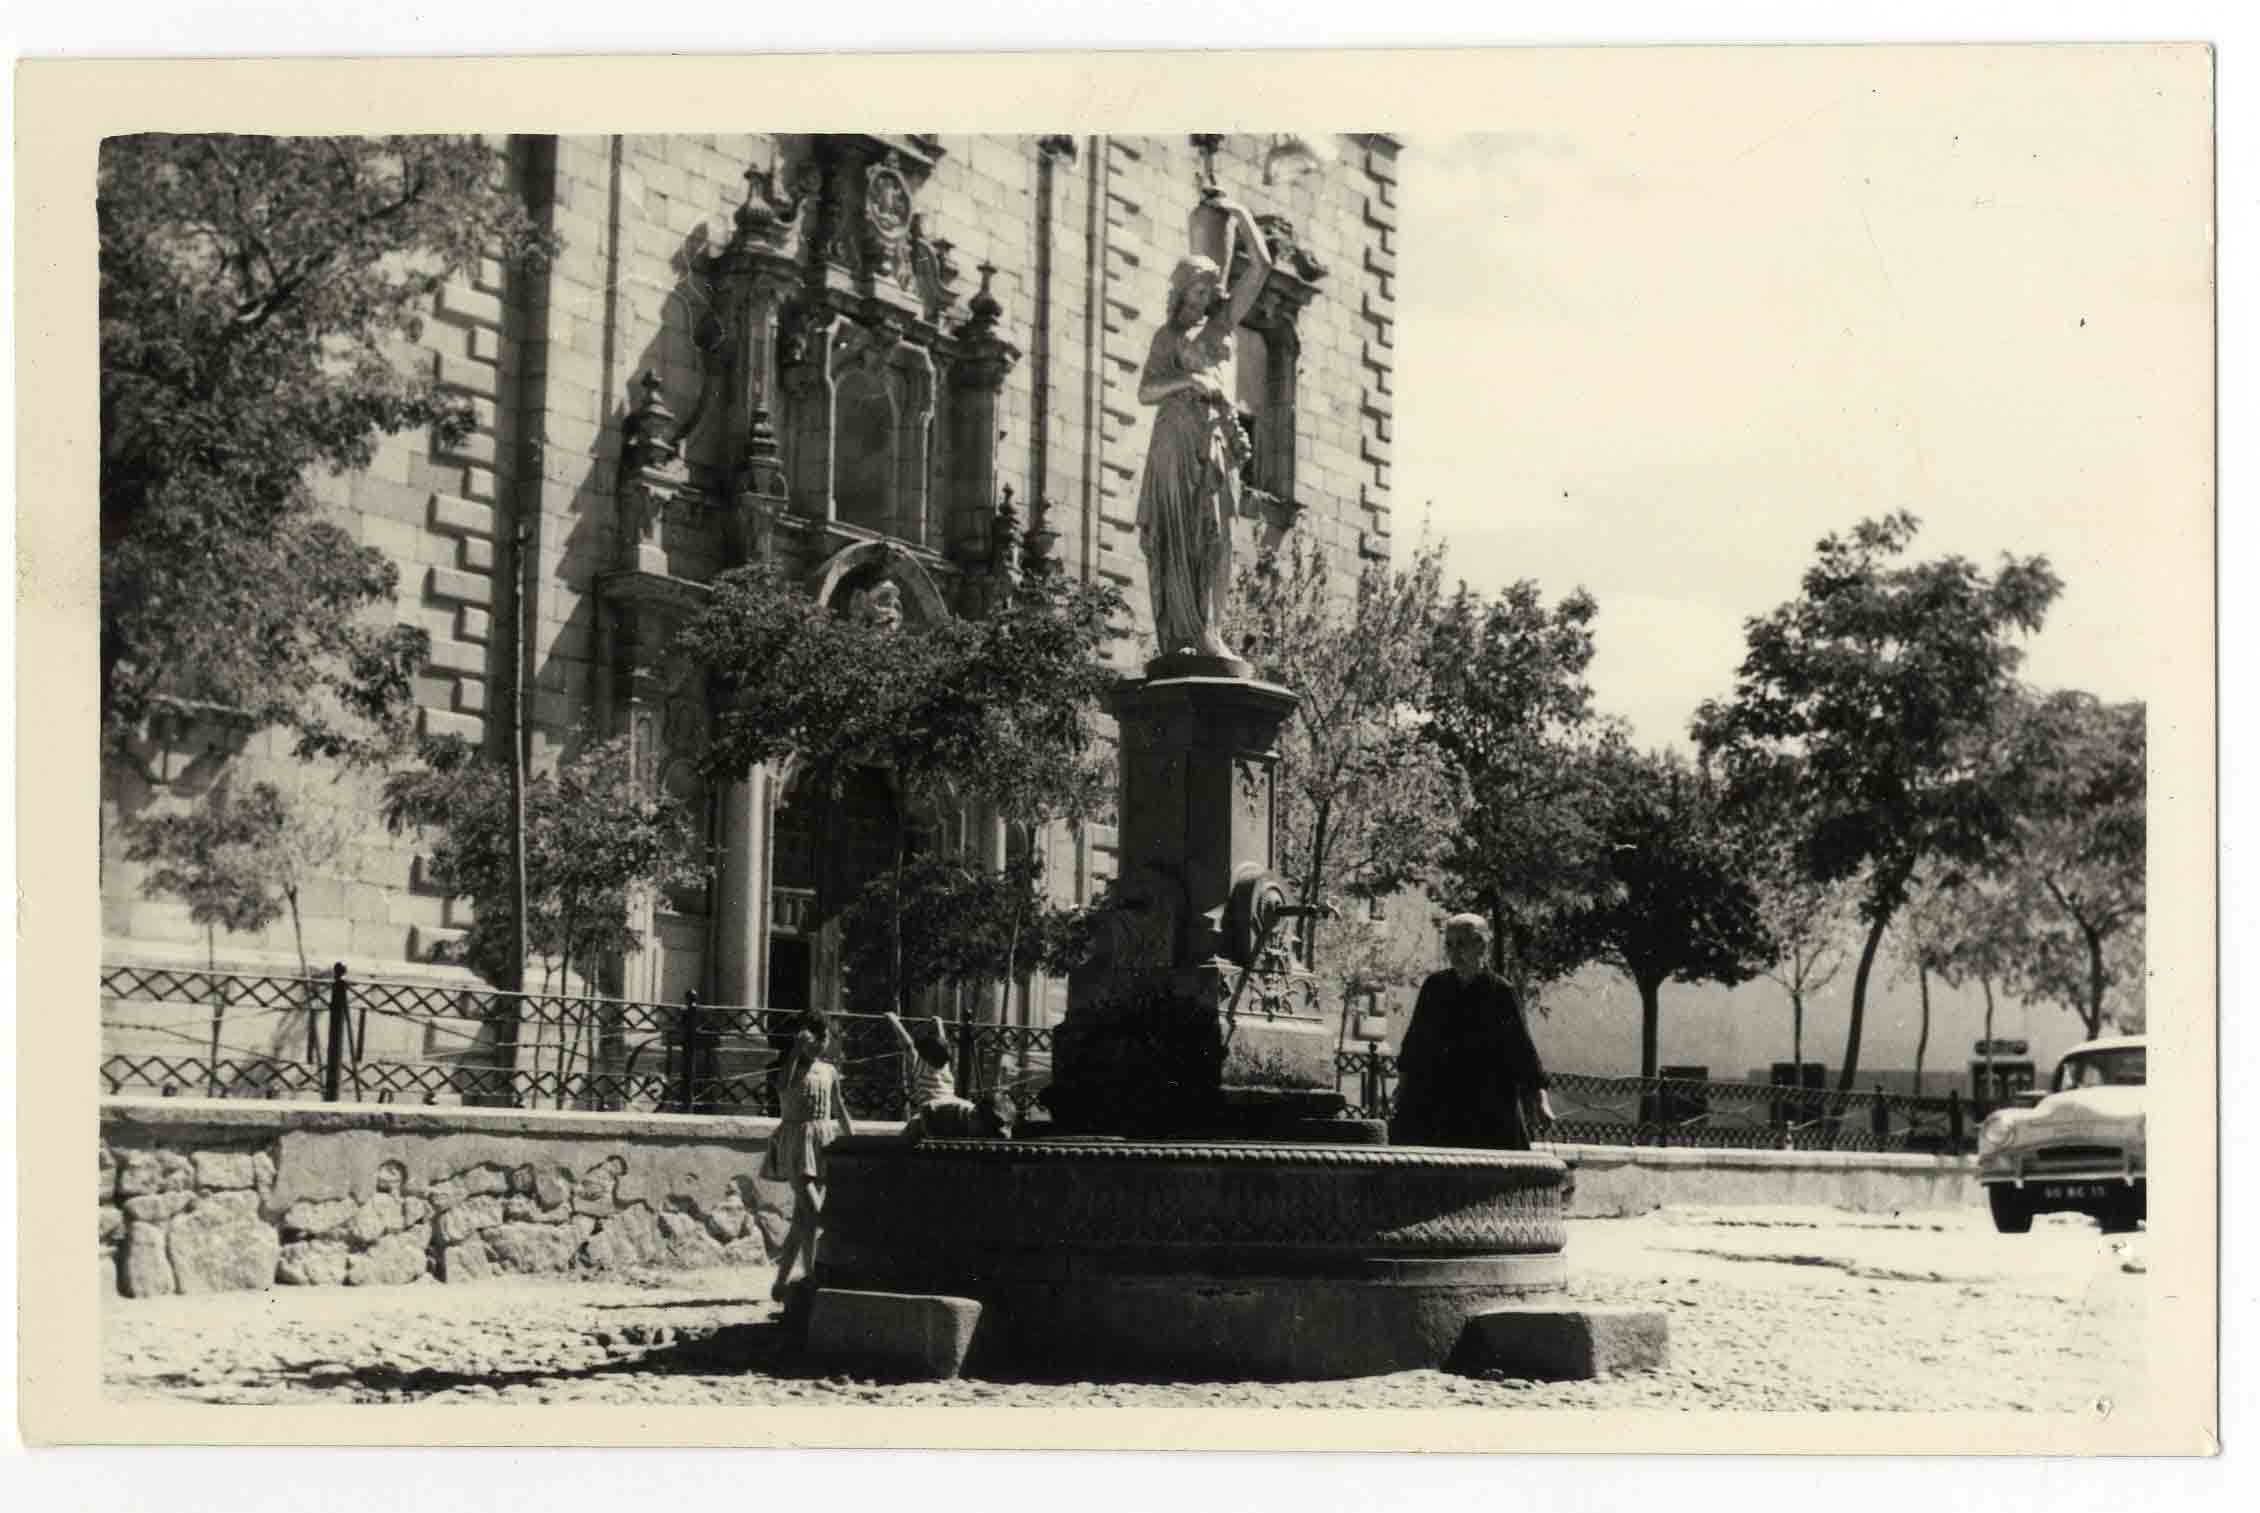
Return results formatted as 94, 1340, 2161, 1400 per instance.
829, 1136, 1567, 1178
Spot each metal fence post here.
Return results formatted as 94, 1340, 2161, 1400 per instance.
322, 963, 348, 1103
1948, 1089, 1965, 1149
684, 990, 704, 1114
1870, 1084, 1890, 1141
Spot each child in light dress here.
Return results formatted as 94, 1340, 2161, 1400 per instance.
762, 1013, 854, 1300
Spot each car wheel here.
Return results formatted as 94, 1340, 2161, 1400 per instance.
2097, 1188, 2145, 1234
1988, 1186, 2033, 1234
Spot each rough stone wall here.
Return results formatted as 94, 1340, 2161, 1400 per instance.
96, 1099, 835, 1300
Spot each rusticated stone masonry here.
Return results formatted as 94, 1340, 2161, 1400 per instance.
97, 1099, 835, 1300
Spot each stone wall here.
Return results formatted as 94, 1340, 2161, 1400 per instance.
1557, 1144, 1982, 1218
95, 1098, 872, 1300
100, 1097, 1980, 1302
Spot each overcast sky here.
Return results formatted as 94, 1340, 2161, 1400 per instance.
1391, 47, 2212, 753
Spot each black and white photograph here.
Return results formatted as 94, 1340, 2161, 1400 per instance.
13, 37, 2221, 1471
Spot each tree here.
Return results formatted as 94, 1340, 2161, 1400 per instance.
100, 135, 553, 770
1993, 691, 2147, 1039
1316, 902, 1442, 1047
679, 559, 1125, 1029
839, 852, 1080, 1017
1693, 512, 2060, 1090
382, 734, 700, 1092
1935, 873, 2028, 1100
1224, 532, 1453, 967
1564, 743, 1774, 1080
1739, 775, 1863, 1079
120, 778, 291, 1093
1420, 579, 1611, 993
1890, 867, 1967, 1095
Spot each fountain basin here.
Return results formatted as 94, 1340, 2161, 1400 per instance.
817, 1136, 1569, 1379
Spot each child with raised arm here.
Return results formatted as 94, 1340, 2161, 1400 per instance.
884, 1010, 980, 1140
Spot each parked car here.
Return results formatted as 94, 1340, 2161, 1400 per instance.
1977, 1035, 2145, 1233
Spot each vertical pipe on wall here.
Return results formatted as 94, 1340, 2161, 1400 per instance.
495, 135, 560, 1085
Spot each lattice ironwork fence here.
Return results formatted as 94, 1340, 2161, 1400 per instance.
1332, 1049, 1977, 1153
101, 964, 1972, 1150
99, 963, 1054, 1122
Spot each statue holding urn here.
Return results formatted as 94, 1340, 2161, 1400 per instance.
1133, 192, 1273, 666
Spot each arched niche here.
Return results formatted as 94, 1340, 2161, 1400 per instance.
807, 539, 952, 629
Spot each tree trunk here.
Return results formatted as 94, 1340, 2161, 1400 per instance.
1838, 910, 1891, 1092
289, 886, 319, 1064
1636, 970, 1666, 1132
1299, 800, 1331, 969
893, 811, 909, 1022
1791, 986, 1805, 1083
1980, 975, 1997, 1104
1637, 972, 1663, 1080
1913, 964, 1931, 1097
205, 925, 224, 1098
555, 935, 575, 1111
2082, 918, 2108, 1038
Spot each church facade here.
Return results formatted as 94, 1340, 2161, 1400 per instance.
99, 132, 1404, 1033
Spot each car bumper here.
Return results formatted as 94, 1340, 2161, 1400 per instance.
1980, 1153, 2144, 1189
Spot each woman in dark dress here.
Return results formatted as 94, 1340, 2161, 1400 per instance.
1390, 914, 1554, 1150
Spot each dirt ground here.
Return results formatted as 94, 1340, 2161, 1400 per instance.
99, 1203, 2150, 1412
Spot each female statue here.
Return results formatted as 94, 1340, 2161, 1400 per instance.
1134, 194, 1273, 662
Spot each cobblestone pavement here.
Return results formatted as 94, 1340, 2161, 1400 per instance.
100, 1205, 2149, 1412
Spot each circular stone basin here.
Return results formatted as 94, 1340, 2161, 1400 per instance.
819, 1136, 1568, 1380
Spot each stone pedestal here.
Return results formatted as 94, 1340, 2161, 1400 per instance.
1111, 672, 1296, 957
1043, 671, 1338, 1137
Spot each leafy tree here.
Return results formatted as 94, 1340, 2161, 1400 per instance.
1889, 867, 1968, 1095
679, 560, 1125, 1028
122, 775, 356, 1065
1992, 691, 2147, 1038
1739, 775, 1863, 1079
121, 778, 292, 1092
1564, 743, 1774, 1079
1693, 512, 2059, 1090
1224, 533, 1454, 967
382, 735, 700, 1089
2102, 930, 2147, 1035
839, 852, 1082, 1014
1420, 579, 1611, 992
100, 134, 553, 770
1315, 902, 1442, 1046
1928, 871, 2028, 1099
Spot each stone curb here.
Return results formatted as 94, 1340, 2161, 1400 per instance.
807, 1289, 986, 1380
1455, 1304, 1670, 1380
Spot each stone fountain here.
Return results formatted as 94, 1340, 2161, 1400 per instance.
812, 666, 1573, 1380
804, 167, 1583, 1382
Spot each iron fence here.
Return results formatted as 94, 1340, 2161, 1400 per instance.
1332, 1049, 1980, 1153
100, 964, 1977, 1152
98, 963, 1054, 1122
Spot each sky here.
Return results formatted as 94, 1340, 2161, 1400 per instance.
1390, 48, 2212, 753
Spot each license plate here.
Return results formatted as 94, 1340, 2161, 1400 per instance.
2034, 1181, 2115, 1202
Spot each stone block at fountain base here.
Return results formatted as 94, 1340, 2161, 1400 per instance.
817, 1136, 1570, 1380
806, 1288, 987, 1380
1454, 1304, 1670, 1380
